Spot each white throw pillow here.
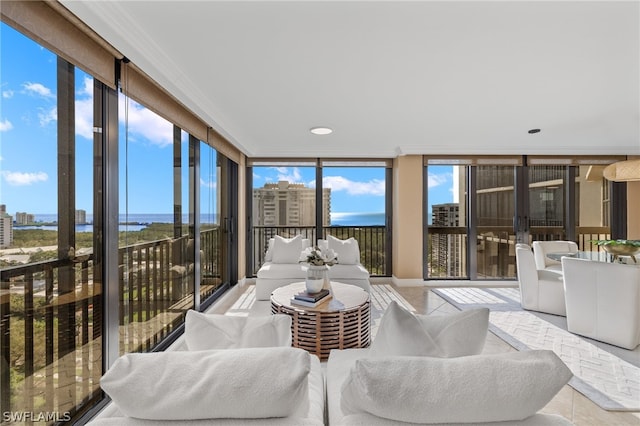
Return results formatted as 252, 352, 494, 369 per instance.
341, 350, 572, 424
272, 235, 304, 264
265, 237, 310, 262
101, 347, 310, 420
264, 238, 275, 262
184, 310, 292, 350
368, 301, 488, 358
327, 235, 360, 265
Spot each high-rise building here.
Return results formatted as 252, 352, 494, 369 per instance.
76, 209, 87, 225
253, 181, 331, 227
0, 204, 13, 248
431, 203, 463, 277
15, 212, 35, 225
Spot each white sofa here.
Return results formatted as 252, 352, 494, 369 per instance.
326, 349, 574, 426
255, 235, 371, 300
87, 314, 325, 425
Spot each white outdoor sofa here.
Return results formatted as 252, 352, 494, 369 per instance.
255, 235, 371, 300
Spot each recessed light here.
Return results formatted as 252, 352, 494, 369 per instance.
310, 127, 333, 135
528, 128, 541, 134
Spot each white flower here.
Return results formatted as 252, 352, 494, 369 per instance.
299, 246, 338, 266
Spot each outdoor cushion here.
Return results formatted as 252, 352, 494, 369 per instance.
327, 235, 360, 264
272, 235, 304, 263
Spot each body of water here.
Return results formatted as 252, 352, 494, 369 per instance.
14, 212, 385, 232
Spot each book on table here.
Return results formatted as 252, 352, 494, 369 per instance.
294, 288, 330, 302
291, 289, 331, 307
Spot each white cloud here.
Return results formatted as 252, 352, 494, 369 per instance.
38, 106, 57, 127
75, 98, 93, 139
200, 177, 217, 189
23, 82, 54, 98
322, 175, 385, 196
427, 172, 450, 188
0, 119, 13, 132
267, 166, 303, 183
2, 90, 14, 99
1, 170, 49, 186
119, 97, 173, 147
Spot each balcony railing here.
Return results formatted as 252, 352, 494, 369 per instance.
426, 226, 611, 279
0, 227, 222, 422
251, 225, 388, 276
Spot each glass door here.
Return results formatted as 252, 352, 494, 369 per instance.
474, 166, 517, 279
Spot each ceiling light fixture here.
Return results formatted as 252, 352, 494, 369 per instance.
310, 127, 333, 135
528, 128, 541, 134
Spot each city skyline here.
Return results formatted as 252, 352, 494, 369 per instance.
1, 22, 455, 218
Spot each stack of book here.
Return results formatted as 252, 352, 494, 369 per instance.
291, 288, 331, 307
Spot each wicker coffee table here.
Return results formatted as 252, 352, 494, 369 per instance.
270, 282, 371, 360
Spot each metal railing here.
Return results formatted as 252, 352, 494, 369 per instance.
0, 227, 222, 423
426, 226, 611, 279
251, 225, 388, 276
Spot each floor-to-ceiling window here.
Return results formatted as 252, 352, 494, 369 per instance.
247, 159, 392, 277
425, 156, 621, 280
0, 23, 102, 421
321, 160, 391, 275
0, 14, 240, 422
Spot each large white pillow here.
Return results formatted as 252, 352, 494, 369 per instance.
184, 310, 291, 350
266, 237, 310, 262
272, 235, 304, 264
101, 347, 310, 420
341, 350, 572, 424
368, 301, 488, 357
327, 235, 360, 265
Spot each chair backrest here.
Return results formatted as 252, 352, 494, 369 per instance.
532, 241, 578, 269
515, 247, 539, 308
562, 257, 640, 348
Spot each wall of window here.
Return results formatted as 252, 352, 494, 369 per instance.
0, 16, 239, 422
247, 159, 392, 276
424, 156, 623, 280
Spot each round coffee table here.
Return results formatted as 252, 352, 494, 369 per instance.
270, 282, 371, 360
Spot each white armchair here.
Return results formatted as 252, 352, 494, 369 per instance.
561, 257, 640, 350
532, 241, 578, 273
516, 247, 566, 316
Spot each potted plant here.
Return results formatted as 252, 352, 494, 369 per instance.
590, 239, 640, 263
299, 246, 338, 293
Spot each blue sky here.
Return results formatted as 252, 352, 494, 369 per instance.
1, 22, 454, 218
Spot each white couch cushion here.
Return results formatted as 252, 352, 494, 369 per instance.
100, 347, 310, 420
368, 301, 489, 358
256, 262, 308, 279
328, 264, 370, 280
272, 235, 304, 264
265, 237, 310, 262
340, 350, 572, 424
327, 236, 360, 265
184, 310, 292, 350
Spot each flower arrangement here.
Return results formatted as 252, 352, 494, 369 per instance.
299, 246, 338, 266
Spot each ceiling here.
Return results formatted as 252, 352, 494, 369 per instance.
60, 1, 640, 158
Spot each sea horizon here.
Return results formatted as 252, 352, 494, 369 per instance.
16, 212, 386, 232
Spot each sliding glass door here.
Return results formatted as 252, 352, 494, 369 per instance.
426, 157, 618, 280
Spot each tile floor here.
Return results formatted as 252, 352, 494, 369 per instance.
392, 285, 640, 426
215, 282, 640, 425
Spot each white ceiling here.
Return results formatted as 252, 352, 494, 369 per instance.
60, 0, 640, 158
